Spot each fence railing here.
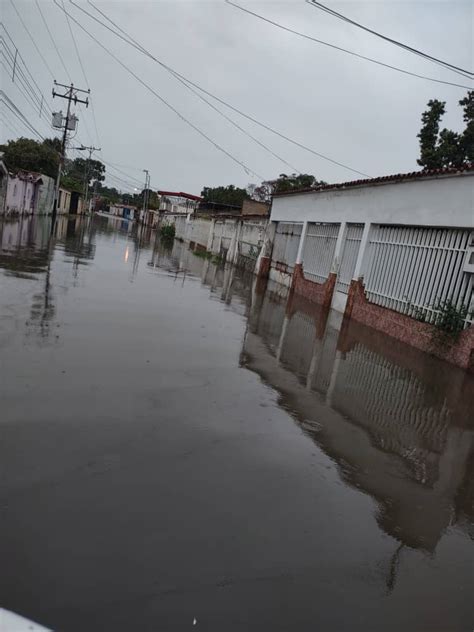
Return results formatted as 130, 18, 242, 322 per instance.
272, 222, 302, 272
302, 223, 339, 283
336, 224, 364, 293
364, 225, 473, 327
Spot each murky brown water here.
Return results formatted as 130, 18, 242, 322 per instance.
1, 215, 473, 631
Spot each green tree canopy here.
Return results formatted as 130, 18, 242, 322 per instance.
249, 173, 325, 202
62, 157, 105, 192
0, 137, 60, 179
417, 91, 474, 169
201, 184, 249, 207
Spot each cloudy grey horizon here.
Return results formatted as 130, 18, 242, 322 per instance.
1, 0, 472, 195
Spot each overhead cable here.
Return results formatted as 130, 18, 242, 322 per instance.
225, 0, 472, 90
306, 0, 473, 79
8, 0, 55, 79
54, 0, 265, 180
75, 0, 371, 178
81, 0, 300, 173
0, 91, 45, 139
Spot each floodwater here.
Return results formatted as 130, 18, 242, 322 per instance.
1, 215, 473, 632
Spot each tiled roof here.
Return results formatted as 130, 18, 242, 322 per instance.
158, 190, 202, 201
272, 164, 474, 198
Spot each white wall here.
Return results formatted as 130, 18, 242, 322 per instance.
270, 174, 474, 228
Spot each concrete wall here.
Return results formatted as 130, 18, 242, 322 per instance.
36, 176, 55, 215
271, 173, 474, 228
160, 212, 267, 271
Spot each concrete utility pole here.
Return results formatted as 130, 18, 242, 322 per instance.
51, 82, 90, 222
142, 169, 150, 224
79, 145, 101, 213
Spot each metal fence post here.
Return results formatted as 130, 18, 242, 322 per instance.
353, 222, 372, 280
295, 221, 308, 265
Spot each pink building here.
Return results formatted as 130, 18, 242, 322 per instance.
3, 171, 55, 215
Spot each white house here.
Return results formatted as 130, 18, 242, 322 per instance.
261, 165, 474, 370
158, 190, 201, 214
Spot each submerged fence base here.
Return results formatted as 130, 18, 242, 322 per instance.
343, 279, 474, 372
291, 264, 336, 311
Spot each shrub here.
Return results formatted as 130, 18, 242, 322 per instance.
160, 224, 175, 240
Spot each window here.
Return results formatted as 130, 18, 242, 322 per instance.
13, 184, 17, 196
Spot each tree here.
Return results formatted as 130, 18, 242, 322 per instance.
0, 137, 60, 178
201, 184, 249, 207
248, 173, 325, 202
417, 91, 474, 169
459, 91, 474, 163
61, 157, 105, 192
134, 188, 159, 210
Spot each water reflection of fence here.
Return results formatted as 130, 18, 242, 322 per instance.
331, 343, 450, 485
243, 285, 474, 551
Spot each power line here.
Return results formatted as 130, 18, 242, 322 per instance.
60, 0, 101, 148
306, 0, 473, 79
34, 0, 72, 82
0, 115, 24, 139
103, 171, 141, 191
0, 51, 42, 115
100, 159, 145, 186
81, 0, 300, 173
54, 0, 265, 180
0, 91, 45, 139
0, 26, 55, 117
0, 39, 52, 121
0, 33, 56, 141
60, 0, 89, 88
77, 0, 371, 178
8, 0, 55, 79
225, 0, 472, 91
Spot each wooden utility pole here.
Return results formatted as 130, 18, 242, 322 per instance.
51, 82, 90, 222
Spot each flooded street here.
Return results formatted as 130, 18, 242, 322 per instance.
1, 215, 473, 631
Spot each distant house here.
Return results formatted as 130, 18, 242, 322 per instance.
3, 171, 55, 215
158, 191, 201, 214
109, 203, 137, 220
241, 199, 270, 216
196, 200, 241, 216
57, 188, 71, 215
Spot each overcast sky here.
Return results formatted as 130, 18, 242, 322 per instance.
1, 0, 472, 194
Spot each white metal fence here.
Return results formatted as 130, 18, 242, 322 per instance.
272, 222, 302, 272
336, 224, 364, 293
364, 225, 473, 326
302, 223, 339, 283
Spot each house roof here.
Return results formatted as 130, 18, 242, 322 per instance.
9, 170, 44, 183
158, 190, 202, 201
272, 164, 474, 198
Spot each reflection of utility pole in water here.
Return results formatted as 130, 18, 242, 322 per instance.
385, 543, 405, 594
51, 82, 90, 225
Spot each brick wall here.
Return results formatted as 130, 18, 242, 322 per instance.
241, 199, 270, 216
291, 264, 336, 310
344, 279, 474, 372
